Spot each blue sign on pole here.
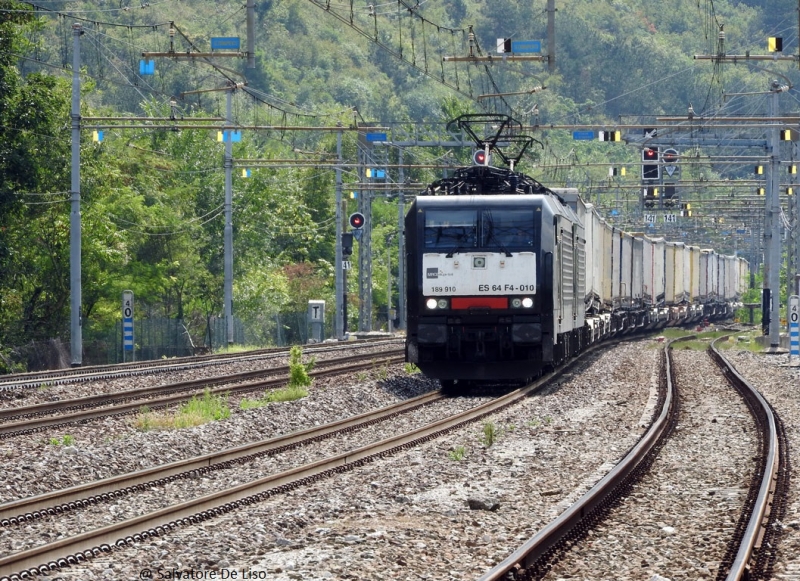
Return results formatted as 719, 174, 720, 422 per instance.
122, 290, 134, 357
211, 37, 241, 50
365, 132, 388, 142
139, 60, 155, 75
511, 40, 541, 53
218, 130, 242, 142
572, 131, 595, 141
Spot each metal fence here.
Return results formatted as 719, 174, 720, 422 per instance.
4, 311, 334, 371
98, 312, 331, 364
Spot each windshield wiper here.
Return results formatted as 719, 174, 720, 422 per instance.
483, 213, 513, 257
487, 235, 513, 257
445, 246, 468, 258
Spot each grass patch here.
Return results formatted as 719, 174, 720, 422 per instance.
671, 340, 708, 351
659, 328, 693, 339
526, 416, 552, 428
480, 421, 501, 447
239, 346, 313, 410
214, 344, 262, 355
716, 331, 763, 352
448, 445, 467, 461
288, 345, 314, 388
696, 330, 734, 340
239, 384, 308, 409
404, 362, 420, 374
134, 390, 230, 431
48, 434, 75, 446
376, 364, 389, 381
671, 330, 749, 351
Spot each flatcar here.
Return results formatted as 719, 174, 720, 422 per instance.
404, 164, 747, 388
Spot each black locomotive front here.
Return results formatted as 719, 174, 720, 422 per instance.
405, 193, 556, 383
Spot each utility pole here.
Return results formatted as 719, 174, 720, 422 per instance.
223, 85, 235, 345
397, 147, 406, 330
386, 244, 392, 333
181, 82, 245, 345
788, 184, 797, 296
70, 23, 83, 366
357, 143, 374, 332
246, 0, 255, 69
546, 0, 556, 72
335, 128, 345, 339
767, 80, 785, 349
788, 142, 800, 303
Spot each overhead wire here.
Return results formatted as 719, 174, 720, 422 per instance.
105, 203, 225, 236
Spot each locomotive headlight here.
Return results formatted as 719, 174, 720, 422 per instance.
511, 298, 522, 308
522, 297, 533, 308
437, 299, 449, 309
426, 298, 438, 310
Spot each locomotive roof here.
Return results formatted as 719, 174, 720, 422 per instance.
413, 183, 583, 228
414, 194, 548, 207
423, 165, 558, 199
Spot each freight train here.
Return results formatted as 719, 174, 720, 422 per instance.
404, 117, 748, 388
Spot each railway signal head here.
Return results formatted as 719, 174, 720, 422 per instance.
642, 147, 660, 181
349, 212, 365, 229
341, 232, 354, 255
472, 149, 489, 166
662, 149, 678, 165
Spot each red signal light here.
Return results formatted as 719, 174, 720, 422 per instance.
472, 149, 488, 166
643, 148, 658, 160
349, 212, 365, 229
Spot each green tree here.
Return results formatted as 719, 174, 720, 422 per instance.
1, 3, 74, 345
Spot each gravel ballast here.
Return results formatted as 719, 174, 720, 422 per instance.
3, 337, 799, 581
22, 340, 660, 580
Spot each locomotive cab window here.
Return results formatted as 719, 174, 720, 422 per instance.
482, 210, 536, 249
424, 210, 478, 249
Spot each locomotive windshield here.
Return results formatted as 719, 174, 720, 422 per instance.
424, 208, 536, 250
482, 210, 536, 249
424, 210, 478, 249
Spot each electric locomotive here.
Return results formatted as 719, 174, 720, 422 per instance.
405, 163, 587, 386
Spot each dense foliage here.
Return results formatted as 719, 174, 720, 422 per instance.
0, 0, 796, 368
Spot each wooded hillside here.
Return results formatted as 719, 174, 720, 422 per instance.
1, 0, 796, 369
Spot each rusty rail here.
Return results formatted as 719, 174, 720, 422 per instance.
478, 336, 687, 580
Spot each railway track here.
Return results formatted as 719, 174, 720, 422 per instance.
0, 337, 401, 393
479, 335, 789, 581
0, 349, 405, 439
0, 340, 614, 581
4, 334, 783, 580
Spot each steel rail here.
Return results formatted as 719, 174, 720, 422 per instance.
0, 340, 606, 581
708, 339, 781, 581
0, 352, 405, 438
478, 336, 684, 581
0, 338, 401, 390
0, 390, 443, 524
0, 350, 403, 422
477, 335, 782, 581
